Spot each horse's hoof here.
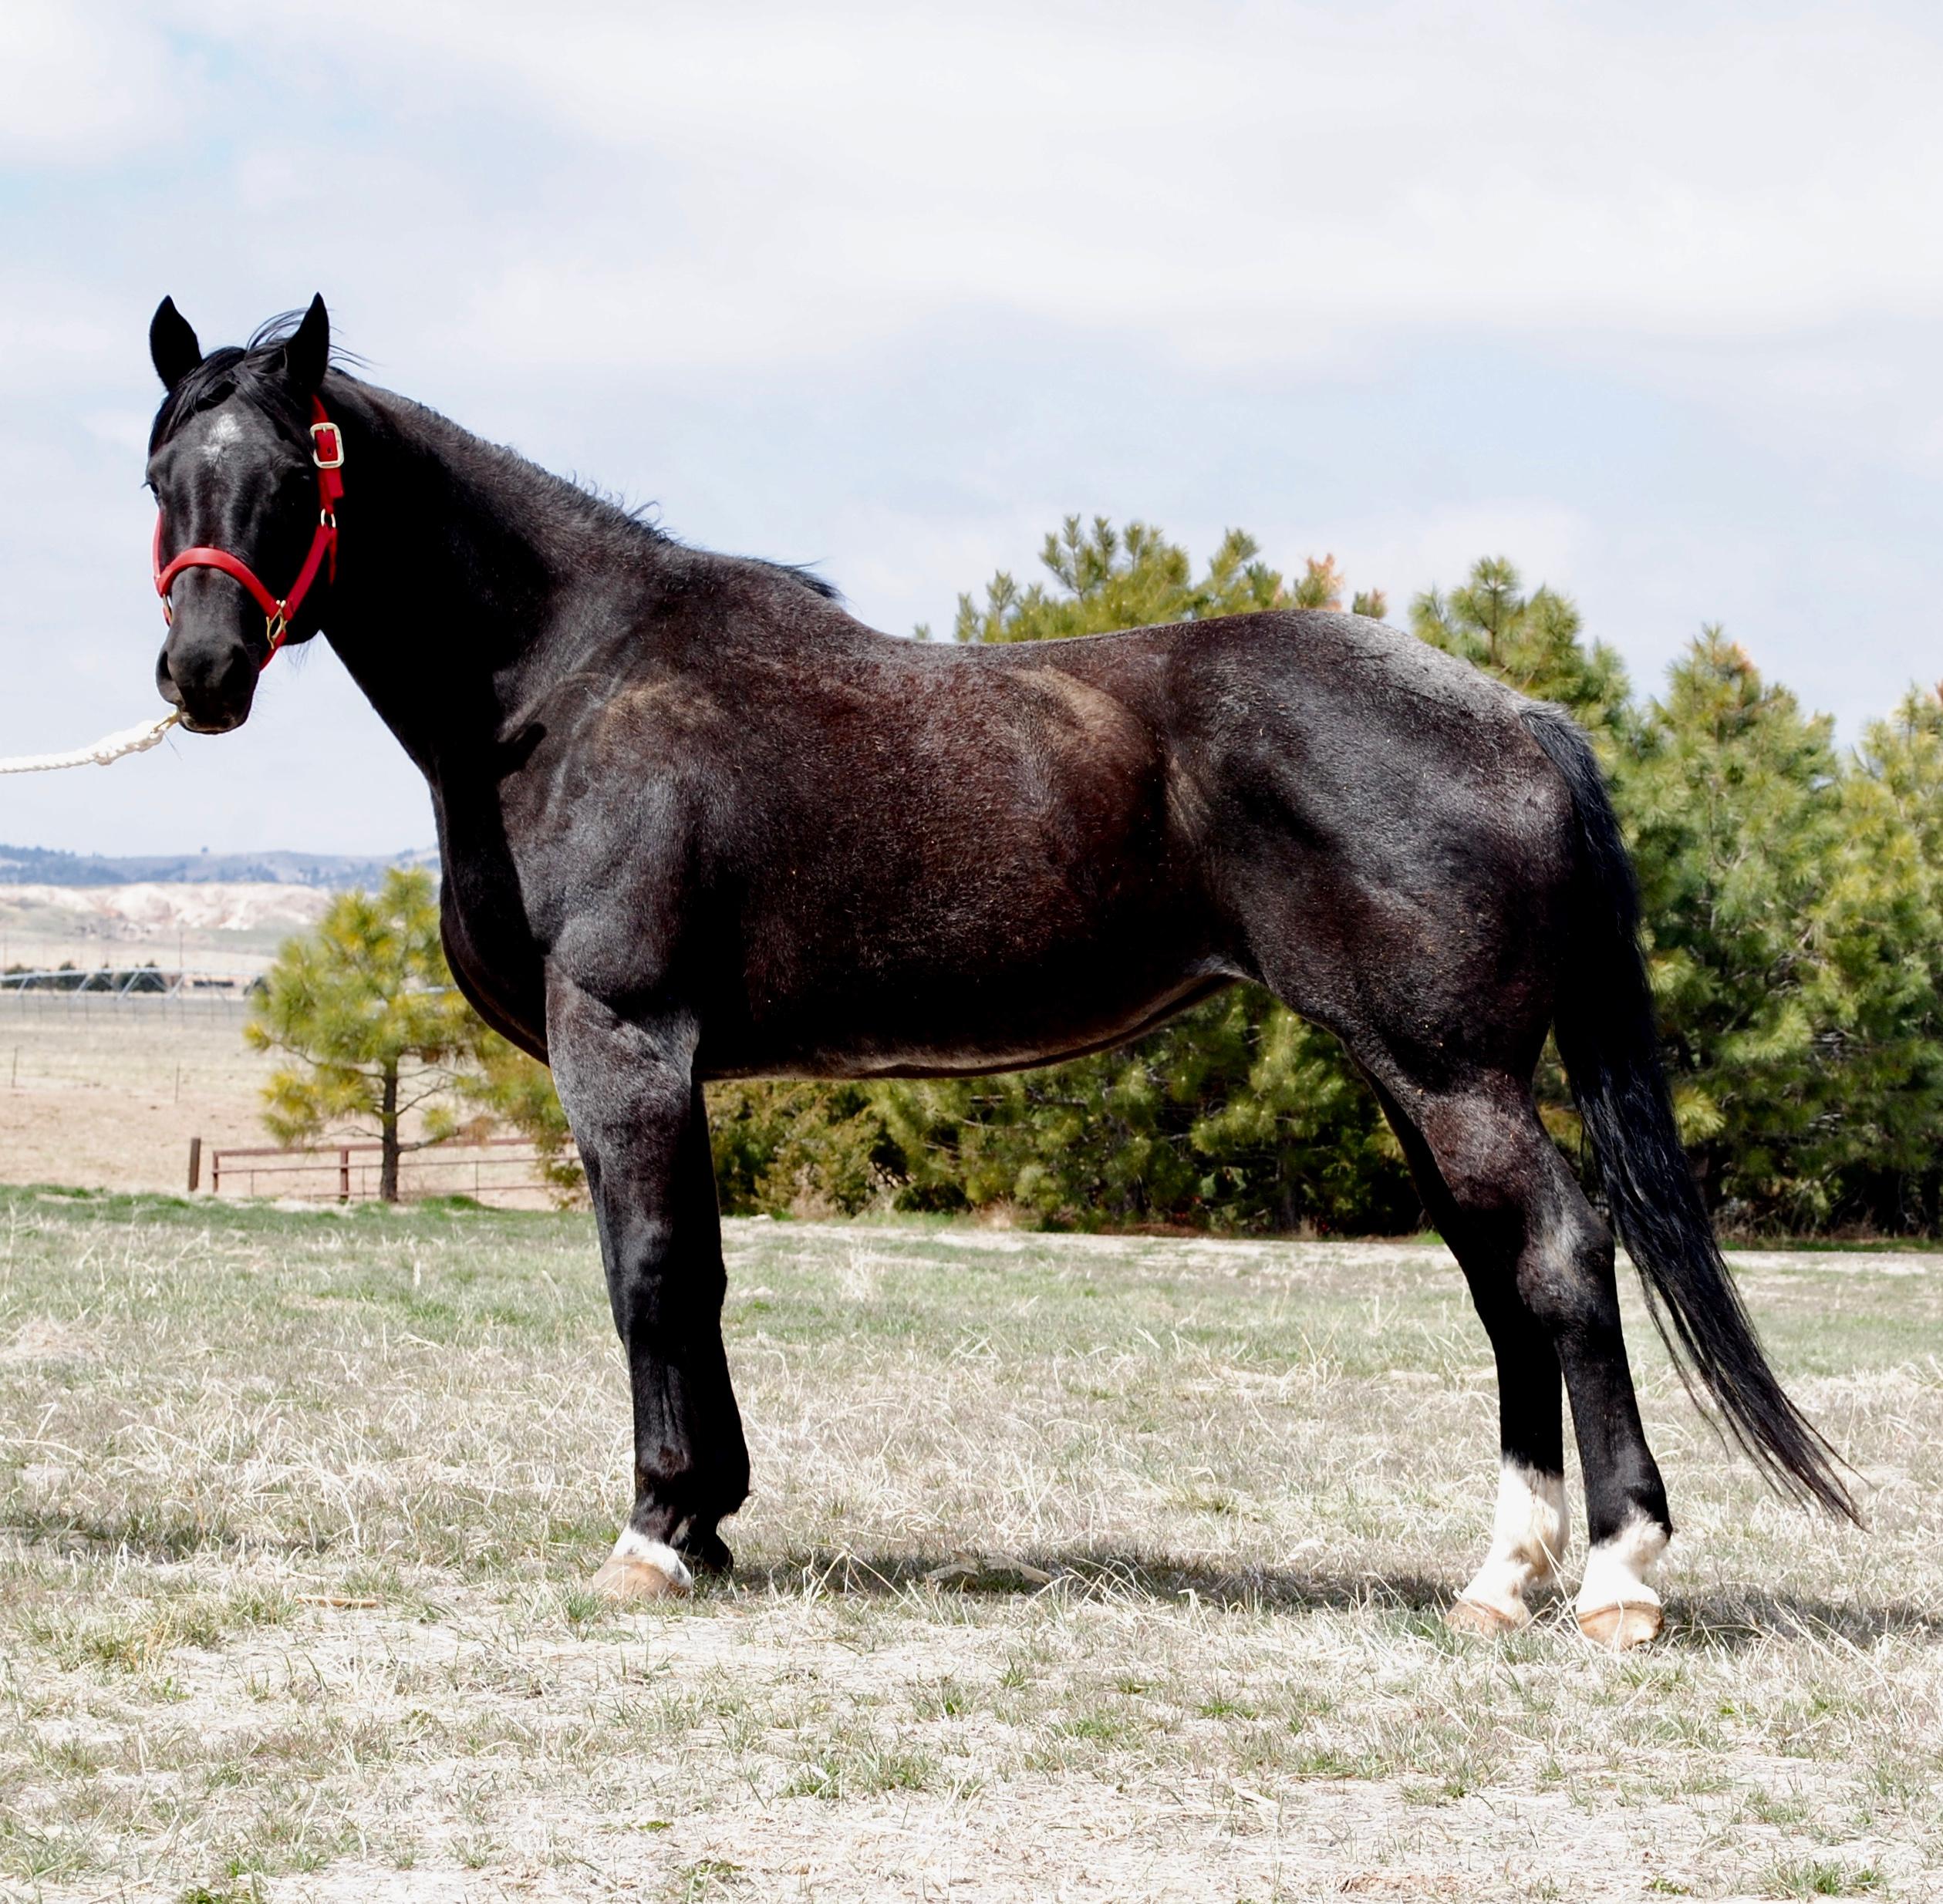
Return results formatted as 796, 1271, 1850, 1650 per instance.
592, 1534, 693, 1604
677, 1528, 734, 1576
1577, 1600, 1662, 1650
1445, 1596, 1527, 1637
592, 1555, 690, 1603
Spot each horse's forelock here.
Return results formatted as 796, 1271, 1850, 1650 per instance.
147, 312, 337, 454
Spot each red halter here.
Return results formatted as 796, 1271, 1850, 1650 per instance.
153, 396, 345, 666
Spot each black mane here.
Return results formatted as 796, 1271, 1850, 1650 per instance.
758, 561, 842, 602
153, 318, 840, 604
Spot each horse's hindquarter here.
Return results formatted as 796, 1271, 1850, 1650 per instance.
1173, 612, 1577, 1073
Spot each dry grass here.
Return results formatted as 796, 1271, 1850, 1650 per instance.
0, 997, 275, 1195
0, 999, 555, 1207
1, 1191, 1940, 1901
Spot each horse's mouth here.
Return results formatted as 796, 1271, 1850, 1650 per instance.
177, 708, 248, 736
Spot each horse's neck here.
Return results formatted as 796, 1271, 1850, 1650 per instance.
319, 379, 596, 777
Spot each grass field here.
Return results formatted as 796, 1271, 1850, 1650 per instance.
2, 1189, 1940, 1902
0, 998, 273, 1197
0, 999, 554, 1207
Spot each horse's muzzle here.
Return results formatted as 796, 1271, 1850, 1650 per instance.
156, 635, 255, 734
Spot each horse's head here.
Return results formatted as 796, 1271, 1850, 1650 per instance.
147, 295, 336, 733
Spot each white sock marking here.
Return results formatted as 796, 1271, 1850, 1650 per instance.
1457, 1461, 1568, 1621
1575, 1514, 1668, 1617
610, 1527, 693, 1589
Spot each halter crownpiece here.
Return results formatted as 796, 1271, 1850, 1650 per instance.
152, 395, 345, 666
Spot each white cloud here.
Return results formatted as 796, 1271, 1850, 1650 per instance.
5, 2, 1943, 850
0, 2, 200, 163
157, 0, 1943, 372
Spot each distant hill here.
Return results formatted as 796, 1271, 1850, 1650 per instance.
0, 844, 440, 888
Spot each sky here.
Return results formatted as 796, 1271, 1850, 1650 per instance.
4, 0, 1942, 855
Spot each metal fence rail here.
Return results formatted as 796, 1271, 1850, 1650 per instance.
0, 965, 259, 996
204, 1134, 574, 1205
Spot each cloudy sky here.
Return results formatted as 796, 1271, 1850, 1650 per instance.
4, 1, 1941, 854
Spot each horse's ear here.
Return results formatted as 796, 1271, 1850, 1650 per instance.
149, 297, 201, 392
282, 295, 330, 392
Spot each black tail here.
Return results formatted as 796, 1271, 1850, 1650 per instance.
1522, 703, 1857, 1522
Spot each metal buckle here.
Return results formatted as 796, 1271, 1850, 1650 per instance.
309, 421, 344, 470
265, 608, 288, 650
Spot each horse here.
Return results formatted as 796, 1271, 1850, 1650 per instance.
143, 296, 1854, 1649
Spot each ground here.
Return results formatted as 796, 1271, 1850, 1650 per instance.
0, 998, 548, 1206
2, 1191, 1938, 1902
0, 996, 272, 1195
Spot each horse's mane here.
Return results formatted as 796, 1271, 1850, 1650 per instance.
150, 314, 841, 604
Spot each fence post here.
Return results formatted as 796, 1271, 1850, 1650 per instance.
187, 1135, 201, 1194
339, 1146, 351, 1202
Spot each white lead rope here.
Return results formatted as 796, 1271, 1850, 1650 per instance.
0, 711, 181, 775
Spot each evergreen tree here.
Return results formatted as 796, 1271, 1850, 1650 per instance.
463, 1040, 587, 1207
247, 870, 491, 1201
950, 516, 1286, 644
1622, 631, 1848, 1225
1815, 687, 1943, 1228
1410, 558, 1638, 1157
699, 535, 1943, 1240
1290, 554, 1344, 609
902, 521, 1412, 1230
707, 1078, 902, 1218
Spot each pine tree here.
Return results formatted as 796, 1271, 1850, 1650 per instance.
709, 532, 1943, 1238
1815, 687, 1943, 1228
1622, 631, 1848, 1225
1409, 558, 1638, 1159
463, 1039, 587, 1207
950, 517, 1287, 643
1290, 554, 1344, 610
247, 869, 494, 1201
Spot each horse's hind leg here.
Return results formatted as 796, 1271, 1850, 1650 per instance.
1368, 1079, 1567, 1633
546, 978, 751, 1602
1375, 1077, 1671, 1647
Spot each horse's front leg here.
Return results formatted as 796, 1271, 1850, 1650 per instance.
545, 977, 750, 1601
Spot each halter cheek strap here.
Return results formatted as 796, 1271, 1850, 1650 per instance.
153, 395, 345, 666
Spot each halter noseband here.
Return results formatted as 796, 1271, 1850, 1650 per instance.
152, 395, 345, 666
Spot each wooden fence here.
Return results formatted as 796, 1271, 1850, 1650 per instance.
197, 1134, 575, 1207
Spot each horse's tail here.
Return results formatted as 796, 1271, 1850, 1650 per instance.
1521, 702, 1857, 1522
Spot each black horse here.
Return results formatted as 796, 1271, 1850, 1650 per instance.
145, 298, 1853, 1648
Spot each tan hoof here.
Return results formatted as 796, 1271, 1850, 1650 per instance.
592, 1555, 690, 1604
1577, 1600, 1662, 1650
1445, 1596, 1528, 1637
